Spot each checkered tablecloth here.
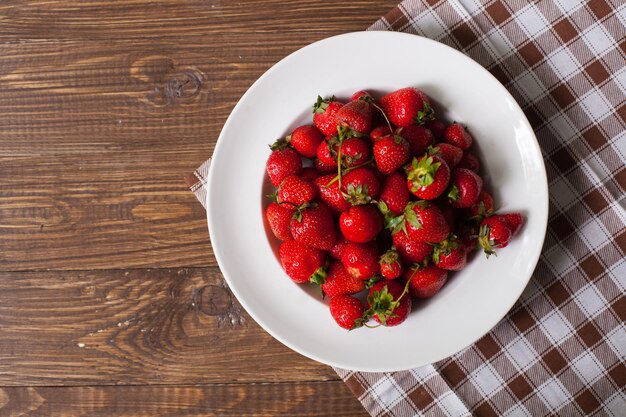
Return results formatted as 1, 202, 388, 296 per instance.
189, 1, 625, 415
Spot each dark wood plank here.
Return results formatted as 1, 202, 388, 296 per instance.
0, 381, 368, 416
0, 268, 338, 385
0, 0, 395, 41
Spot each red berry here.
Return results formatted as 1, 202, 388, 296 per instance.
368, 280, 411, 326
339, 205, 383, 243
379, 172, 410, 216
457, 152, 481, 172
433, 236, 467, 271
373, 135, 411, 175
392, 230, 434, 263
341, 242, 380, 280
478, 216, 512, 257
380, 248, 402, 279
314, 158, 337, 174
266, 147, 302, 187
279, 240, 327, 284
265, 202, 295, 241
323, 261, 365, 298
396, 125, 433, 156
406, 264, 448, 298
329, 295, 365, 330
335, 100, 373, 134
370, 125, 392, 142
447, 168, 483, 208
277, 175, 316, 206
290, 204, 337, 250
406, 155, 451, 200
457, 224, 479, 254
313, 96, 344, 136
340, 137, 371, 168
429, 143, 463, 168
404, 201, 450, 243
314, 174, 351, 213
300, 167, 320, 182
330, 235, 349, 260
350, 90, 371, 101
426, 120, 446, 141
494, 212, 525, 237
341, 168, 381, 205
444, 123, 473, 150
468, 191, 494, 219
379, 87, 434, 127
316, 140, 338, 167
289, 125, 323, 158
439, 201, 457, 230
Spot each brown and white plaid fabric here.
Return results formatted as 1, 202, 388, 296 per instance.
190, 1, 625, 415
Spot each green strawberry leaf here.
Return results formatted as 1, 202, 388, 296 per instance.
309, 266, 328, 286
404, 206, 422, 230
448, 184, 460, 201
414, 101, 435, 125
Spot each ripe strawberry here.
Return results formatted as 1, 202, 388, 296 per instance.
457, 224, 479, 254
330, 236, 349, 260
265, 202, 295, 241
367, 280, 411, 326
314, 158, 336, 174
379, 172, 410, 216
392, 230, 433, 263
379, 87, 434, 127
396, 125, 433, 156
339, 205, 383, 243
428, 143, 463, 168
350, 90, 371, 101
457, 152, 481, 172
335, 99, 373, 134
290, 203, 337, 250
433, 236, 467, 271
300, 167, 319, 182
380, 248, 402, 279
277, 175, 316, 206
373, 135, 411, 175
426, 120, 446, 141
478, 216, 512, 257
341, 242, 380, 280
279, 240, 327, 284
494, 212, 525, 237
340, 137, 370, 168
289, 125, 323, 158
329, 295, 365, 330
313, 96, 344, 136
341, 168, 381, 205
314, 174, 351, 212
447, 168, 483, 208
322, 261, 365, 298
439, 201, 456, 229
406, 264, 448, 298
316, 140, 338, 167
468, 191, 494, 219
266, 145, 302, 187
403, 201, 450, 243
406, 155, 451, 200
444, 123, 473, 150
370, 125, 392, 142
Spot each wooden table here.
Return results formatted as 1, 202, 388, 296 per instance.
0, 1, 399, 415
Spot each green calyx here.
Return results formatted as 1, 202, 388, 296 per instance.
313, 95, 335, 114
291, 202, 316, 222
380, 248, 399, 265
427, 145, 441, 156
478, 224, 497, 258
470, 201, 494, 222
403, 201, 428, 230
447, 184, 460, 201
432, 234, 460, 263
414, 101, 435, 125
407, 156, 442, 188
363, 286, 400, 327
364, 275, 382, 289
344, 183, 372, 205
269, 136, 291, 151
309, 266, 328, 286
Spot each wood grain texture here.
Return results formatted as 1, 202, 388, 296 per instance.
0, 267, 338, 386
0, 382, 368, 416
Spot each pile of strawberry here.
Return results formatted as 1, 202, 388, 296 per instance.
265, 87, 524, 330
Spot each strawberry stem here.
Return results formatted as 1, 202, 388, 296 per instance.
362, 97, 394, 134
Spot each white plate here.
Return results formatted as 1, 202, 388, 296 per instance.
207, 31, 548, 372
